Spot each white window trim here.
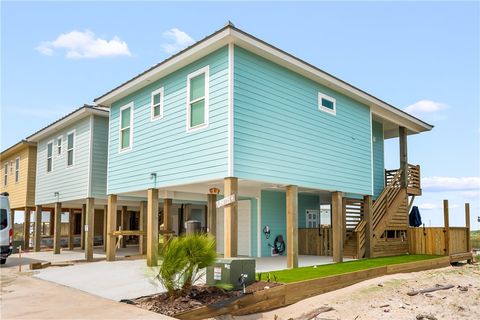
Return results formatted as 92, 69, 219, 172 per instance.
3, 162, 8, 186
56, 136, 63, 156
46, 140, 54, 173
119, 102, 134, 152
186, 65, 210, 133
318, 92, 336, 115
66, 130, 76, 168
15, 157, 20, 183
10, 160, 13, 173
150, 87, 164, 121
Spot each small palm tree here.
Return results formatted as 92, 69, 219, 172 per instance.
158, 234, 216, 297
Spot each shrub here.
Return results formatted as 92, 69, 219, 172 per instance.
157, 234, 216, 297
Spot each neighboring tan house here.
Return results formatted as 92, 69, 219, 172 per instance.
0, 140, 37, 249
94, 23, 432, 268
27, 105, 140, 261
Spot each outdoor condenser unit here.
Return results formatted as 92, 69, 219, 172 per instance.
206, 258, 256, 290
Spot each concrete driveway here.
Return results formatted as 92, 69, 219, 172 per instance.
0, 266, 174, 320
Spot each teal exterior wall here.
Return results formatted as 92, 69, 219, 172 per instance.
91, 115, 109, 198
35, 116, 91, 204
233, 46, 373, 195
107, 47, 229, 194
259, 190, 319, 257
372, 120, 385, 197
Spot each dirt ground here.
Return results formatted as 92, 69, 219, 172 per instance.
231, 263, 480, 320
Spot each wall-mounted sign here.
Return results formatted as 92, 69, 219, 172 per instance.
216, 193, 237, 208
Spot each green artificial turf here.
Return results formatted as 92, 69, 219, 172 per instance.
265, 255, 441, 283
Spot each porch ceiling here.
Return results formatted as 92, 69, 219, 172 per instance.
116, 179, 333, 202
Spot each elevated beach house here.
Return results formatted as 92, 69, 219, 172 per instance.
0, 140, 37, 249
28, 105, 144, 261
94, 24, 432, 267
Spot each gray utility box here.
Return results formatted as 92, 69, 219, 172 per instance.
206, 258, 256, 290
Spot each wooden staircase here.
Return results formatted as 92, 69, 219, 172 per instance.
343, 164, 421, 259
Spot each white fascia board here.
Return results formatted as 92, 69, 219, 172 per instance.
95, 29, 232, 107
28, 107, 108, 142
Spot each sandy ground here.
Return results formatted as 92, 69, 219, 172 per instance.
0, 266, 174, 320
231, 263, 480, 320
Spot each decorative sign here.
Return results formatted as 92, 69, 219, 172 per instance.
216, 193, 237, 208
84, 225, 88, 232
213, 267, 222, 280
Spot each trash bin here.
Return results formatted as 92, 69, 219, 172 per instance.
185, 220, 201, 235
206, 258, 256, 290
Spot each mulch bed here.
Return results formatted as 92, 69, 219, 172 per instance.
121, 281, 283, 317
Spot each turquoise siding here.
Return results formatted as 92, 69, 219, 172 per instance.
260, 190, 319, 257
91, 115, 109, 198
107, 47, 229, 194
372, 121, 384, 197
35, 116, 91, 204
233, 46, 372, 195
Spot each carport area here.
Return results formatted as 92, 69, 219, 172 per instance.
3, 252, 349, 302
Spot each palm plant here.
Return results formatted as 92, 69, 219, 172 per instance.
157, 234, 217, 297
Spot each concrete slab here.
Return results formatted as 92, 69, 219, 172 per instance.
255, 255, 354, 272
0, 266, 173, 320
35, 259, 162, 301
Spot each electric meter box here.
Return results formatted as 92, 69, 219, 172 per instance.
206, 258, 256, 290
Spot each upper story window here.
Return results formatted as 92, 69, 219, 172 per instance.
186, 66, 209, 132
119, 102, 133, 151
3, 163, 7, 186
67, 132, 75, 166
47, 141, 53, 172
318, 92, 336, 115
151, 87, 164, 121
10, 160, 13, 173
57, 137, 62, 156
15, 157, 19, 183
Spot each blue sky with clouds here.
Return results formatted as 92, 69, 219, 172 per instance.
1, 1, 479, 227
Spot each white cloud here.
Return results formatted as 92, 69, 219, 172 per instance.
36, 30, 131, 58
418, 203, 439, 210
161, 28, 194, 54
418, 203, 459, 210
404, 100, 448, 115
422, 176, 480, 192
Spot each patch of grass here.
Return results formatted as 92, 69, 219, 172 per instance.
471, 230, 480, 249
268, 255, 440, 283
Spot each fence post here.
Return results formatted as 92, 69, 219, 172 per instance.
443, 200, 450, 256
465, 203, 471, 253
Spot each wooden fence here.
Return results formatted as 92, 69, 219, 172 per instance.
298, 227, 332, 256
408, 201, 472, 258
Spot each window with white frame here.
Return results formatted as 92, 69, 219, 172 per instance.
3, 163, 7, 186
47, 142, 53, 172
57, 137, 62, 155
151, 87, 164, 120
187, 66, 209, 131
119, 103, 133, 150
67, 132, 74, 166
305, 210, 319, 228
318, 92, 336, 115
10, 160, 13, 173
15, 157, 19, 183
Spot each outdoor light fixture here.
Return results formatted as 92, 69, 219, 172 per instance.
209, 187, 220, 195
150, 173, 157, 180
54, 192, 60, 202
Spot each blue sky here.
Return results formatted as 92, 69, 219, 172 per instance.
1, 1, 479, 227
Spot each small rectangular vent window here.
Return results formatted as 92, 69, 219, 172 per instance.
318, 92, 336, 115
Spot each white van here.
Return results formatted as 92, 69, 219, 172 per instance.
0, 192, 13, 264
